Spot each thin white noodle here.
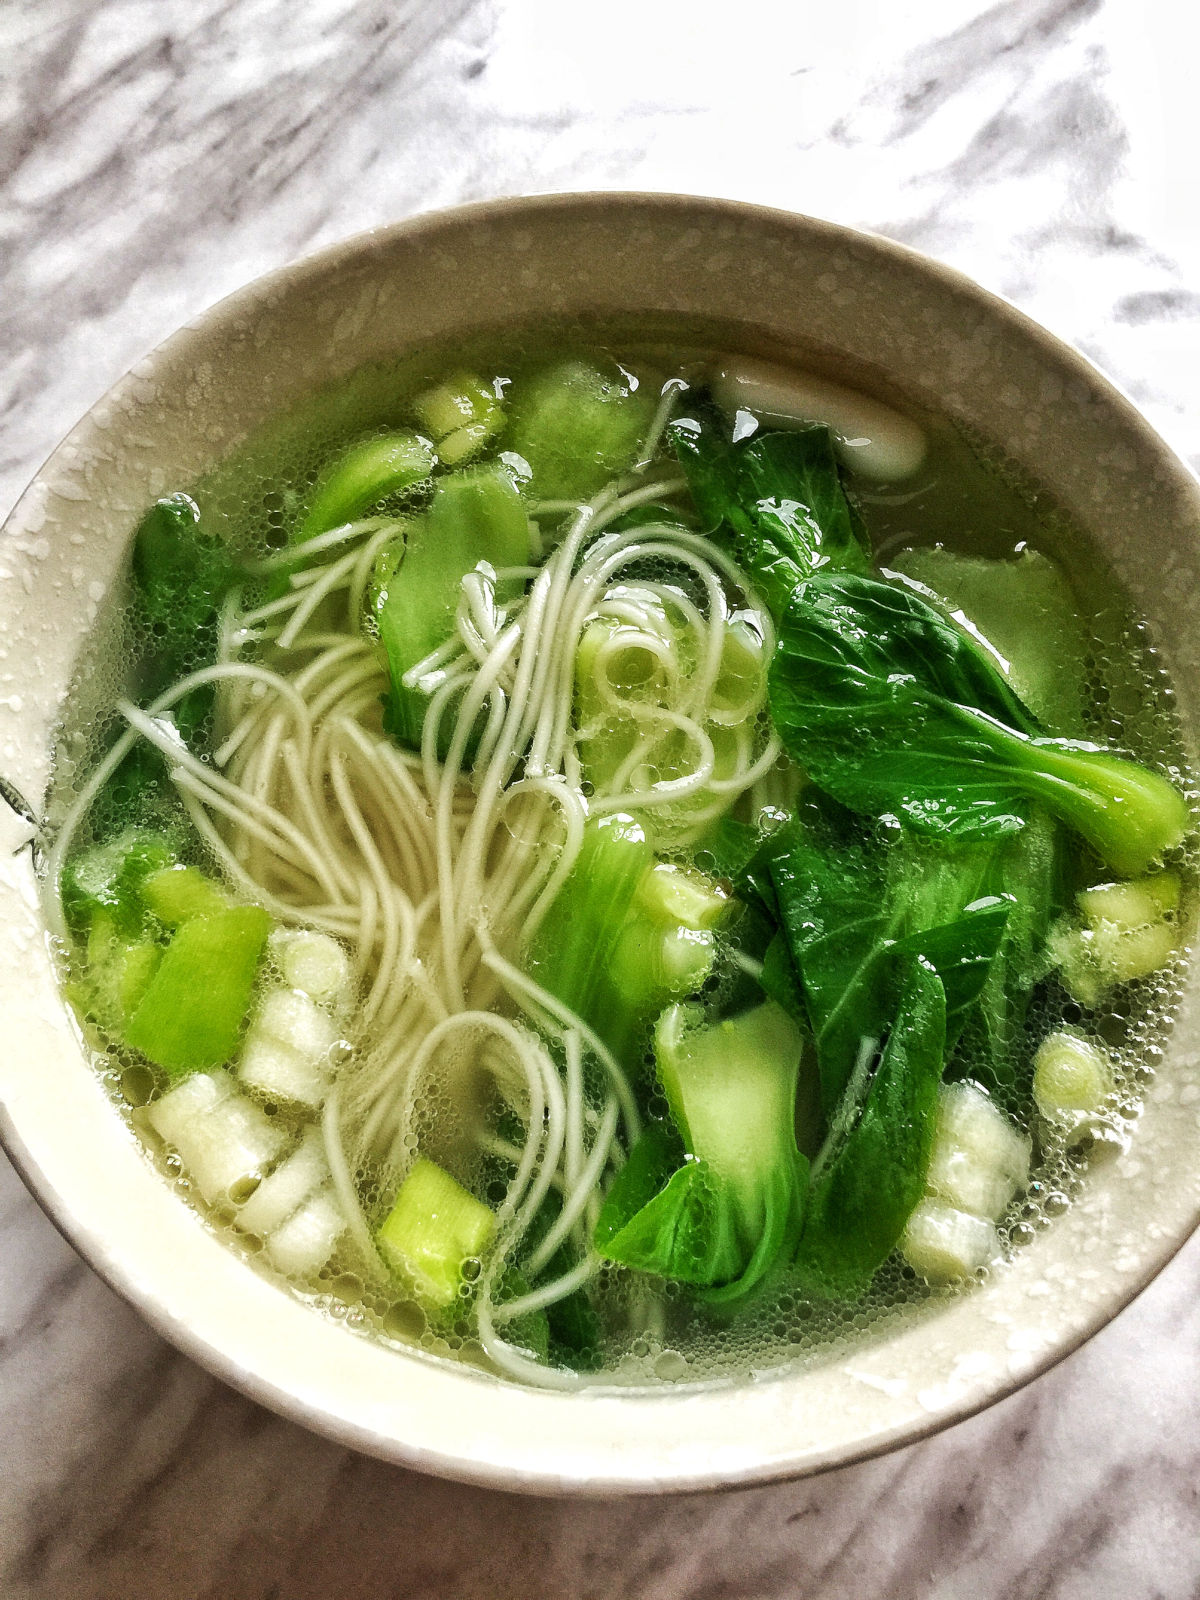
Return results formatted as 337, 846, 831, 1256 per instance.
55, 430, 779, 1388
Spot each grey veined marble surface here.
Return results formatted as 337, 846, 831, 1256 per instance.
3, 1, 1200, 1595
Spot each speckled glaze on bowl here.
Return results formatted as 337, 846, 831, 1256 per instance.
1, 194, 1199, 1496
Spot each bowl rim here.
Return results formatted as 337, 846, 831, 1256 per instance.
3, 189, 1199, 1497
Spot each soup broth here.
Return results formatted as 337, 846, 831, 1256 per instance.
45, 331, 1194, 1388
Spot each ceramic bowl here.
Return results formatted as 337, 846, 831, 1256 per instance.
1, 194, 1198, 1495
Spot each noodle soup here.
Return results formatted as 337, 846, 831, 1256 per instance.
45, 335, 1193, 1388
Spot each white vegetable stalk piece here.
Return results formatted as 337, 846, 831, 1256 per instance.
237, 1125, 330, 1237
265, 1185, 348, 1278
902, 1199, 999, 1285
1033, 1031, 1115, 1121
902, 1081, 1029, 1286
710, 357, 928, 481
1056, 873, 1180, 1008
268, 928, 353, 1009
146, 1070, 288, 1206
239, 986, 341, 1111
924, 1080, 1031, 1223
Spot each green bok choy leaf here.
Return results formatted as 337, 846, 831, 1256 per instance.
769, 572, 1188, 875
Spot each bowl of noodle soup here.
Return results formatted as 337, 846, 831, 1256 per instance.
1, 193, 1199, 1492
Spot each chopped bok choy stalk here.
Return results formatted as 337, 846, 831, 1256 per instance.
1032, 1032, 1115, 1120
378, 1158, 496, 1309
373, 464, 531, 749
595, 1002, 808, 1302
149, 1077, 347, 1274
412, 371, 505, 466
238, 986, 341, 1111
505, 358, 656, 503
297, 431, 434, 544
124, 905, 272, 1074
62, 837, 274, 1074
146, 1070, 288, 1205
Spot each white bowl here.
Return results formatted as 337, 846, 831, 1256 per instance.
2, 194, 1199, 1494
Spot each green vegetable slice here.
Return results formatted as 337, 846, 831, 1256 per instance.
377, 1157, 496, 1309
298, 431, 434, 543
124, 905, 272, 1074
412, 373, 505, 466
139, 864, 230, 926
71, 911, 163, 1034
374, 464, 530, 749
505, 359, 655, 503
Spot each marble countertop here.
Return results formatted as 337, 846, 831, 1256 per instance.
3, 2, 1200, 1594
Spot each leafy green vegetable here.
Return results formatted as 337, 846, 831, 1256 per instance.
672, 403, 868, 618
131, 492, 238, 741
596, 1003, 808, 1301
98, 493, 240, 826
769, 571, 1188, 874
493, 1270, 551, 1361
505, 359, 656, 503
374, 464, 530, 749
526, 817, 726, 1067
593, 1122, 685, 1252
795, 957, 946, 1298
524, 811, 652, 1049
133, 494, 233, 649
968, 808, 1069, 1095
61, 827, 179, 938
749, 802, 1010, 1115
596, 1158, 745, 1288
886, 545, 1090, 738
511, 1188, 604, 1371
545, 1284, 603, 1371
